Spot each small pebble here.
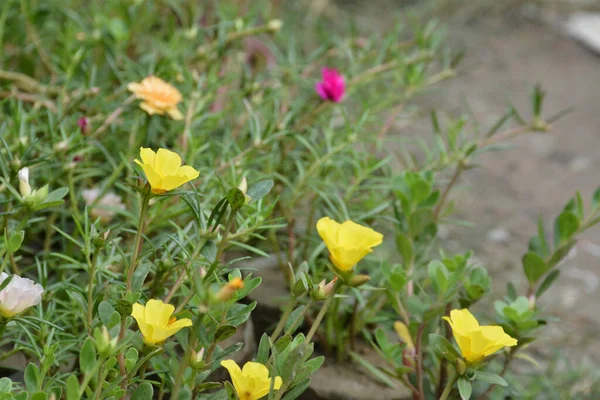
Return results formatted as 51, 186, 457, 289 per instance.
486, 228, 510, 243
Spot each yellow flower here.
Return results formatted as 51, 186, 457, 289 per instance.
127, 76, 184, 120
443, 309, 517, 364
221, 360, 283, 400
131, 299, 192, 345
316, 217, 383, 271
134, 147, 199, 194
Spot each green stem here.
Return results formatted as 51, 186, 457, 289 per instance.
126, 190, 151, 293
305, 282, 340, 343
270, 296, 297, 342
93, 363, 105, 400
87, 248, 101, 332
438, 373, 457, 400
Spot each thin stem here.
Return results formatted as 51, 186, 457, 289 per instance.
126, 190, 151, 293
87, 248, 101, 332
90, 94, 136, 139
434, 162, 464, 220
93, 363, 105, 400
415, 324, 426, 400
164, 238, 207, 303
305, 282, 339, 343
270, 296, 297, 342
438, 372, 457, 400
437, 303, 453, 398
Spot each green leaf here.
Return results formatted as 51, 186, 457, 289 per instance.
132, 262, 152, 292
350, 351, 396, 388
256, 333, 271, 364
474, 371, 508, 387
24, 363, 40, 393
201, 240, 217, 263
131, 382, 153, 400
281, 378, 311, 400
0, 378, 12, 394
176, 387, 192, 400
31, 393, 47, 400
553, 211, 579, 245
409, 208, 434, 237
593, 186, 600, 210
247, 180, 274, 202
215, 325, 237, 343
427, 261, 448, 294
429, 334, 460, 363
284, 305, 305, 333
395, 234, 413, 263
80, 338, 97, 374
535, 269, 560, 299
6, 230, 24, 253
66, 375, 79, 400
43, 187, 69, 203
98, 301, 115, 327
457, 377, 472, 400
522, 252, 547, 285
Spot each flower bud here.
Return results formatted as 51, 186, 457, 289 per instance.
115, 299, 133, 318
267, 19, 283, 32
237, 177, 251, 204
77, 117, 89, 134
18, 168, 31, 197
94, 325, 117, 357
311, 277, 337, 300
190, 347, 205, 369
456, 358, 467, 376
348, 274, 370, 287
216, 277, 244, 301
55, 140, 69, 152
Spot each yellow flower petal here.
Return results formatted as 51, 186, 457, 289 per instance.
167, 107, 184, 120
143, 299, 174, 327
128, 76, 183, 120
138, 148, 156, 165
221, 360, 250, 397
338, 220, 383, 248
134, 148, 198, 193
154, 148, 182, 177
317, 217, 341, 248
444, 309, 517, 364
316, 217, 383, 271
242, 362, 270, 381
140, 101, 164, 116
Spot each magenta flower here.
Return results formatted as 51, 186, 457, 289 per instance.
315, 68, 345, 103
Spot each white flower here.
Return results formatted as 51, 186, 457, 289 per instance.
18, 168, 31, 197
82, 188, 125, 222
0, 272, 44, 317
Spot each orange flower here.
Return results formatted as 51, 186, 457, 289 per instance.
127, 76, 183, 120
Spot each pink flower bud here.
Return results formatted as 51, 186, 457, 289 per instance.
77, 117, 89, 134
315, 68, 345, 103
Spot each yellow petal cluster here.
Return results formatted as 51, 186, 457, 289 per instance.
127, 76, 184, 120
316, 217, 383, 271
134, 148, 199, 194
131, 299, 192, 345
443, 309, 517, 364
221, 360, 282, 400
